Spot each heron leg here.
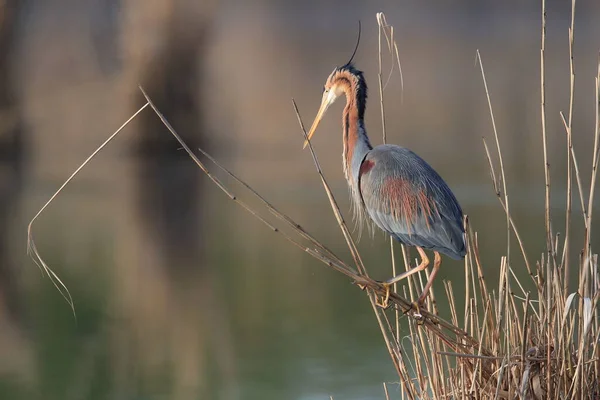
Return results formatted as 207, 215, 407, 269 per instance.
417, 251, 442, 305
384, 246, 430, 285
377, 247, 430, 308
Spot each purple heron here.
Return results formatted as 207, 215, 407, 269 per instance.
303, 63, 466, 308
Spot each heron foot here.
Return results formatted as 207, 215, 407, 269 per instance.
375, 282, 392, 309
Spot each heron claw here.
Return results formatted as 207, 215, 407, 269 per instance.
354, 277, 369, 291
375, 282, 392, 309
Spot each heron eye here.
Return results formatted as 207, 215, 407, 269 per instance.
322, 86, 327, 94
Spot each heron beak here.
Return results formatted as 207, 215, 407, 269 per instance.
303, 90, 338, 149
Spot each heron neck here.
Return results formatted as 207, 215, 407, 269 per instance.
342, 92, 372, 185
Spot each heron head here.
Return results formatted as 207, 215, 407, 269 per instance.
303, 66, 359, 149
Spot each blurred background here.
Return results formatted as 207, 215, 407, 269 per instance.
0, 0, 599, 399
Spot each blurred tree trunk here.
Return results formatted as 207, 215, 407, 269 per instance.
135, 4, 211, 277
113, 1, 239, 399
0, 0, 34, 386
0, 0, 25, 323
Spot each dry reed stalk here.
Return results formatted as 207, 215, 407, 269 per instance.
376, 11, 399, 342
541, 0, 554, 262
562, 0, 577, 287
376, 11, 416, 351
26, 102, 150, 318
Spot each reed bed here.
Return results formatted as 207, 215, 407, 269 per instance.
28, 4, 598, 399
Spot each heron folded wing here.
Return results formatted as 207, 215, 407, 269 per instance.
358, 145, 465, 259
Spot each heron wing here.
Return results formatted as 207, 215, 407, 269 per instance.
358, 144, 466, 259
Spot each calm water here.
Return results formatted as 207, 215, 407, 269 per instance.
1, 1, 599, 399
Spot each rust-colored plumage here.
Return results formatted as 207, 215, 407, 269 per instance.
358, 159, 375, 175
380, 177, 439, 232
304, 63, 465, 308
